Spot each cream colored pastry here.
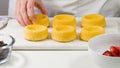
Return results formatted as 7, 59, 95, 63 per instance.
24, 25, 48, 41
81, 14, 106, 27
51, 25, 76, 42
80, 26, 105, 41
30, 14, 50, 27
52, 14, 76, 27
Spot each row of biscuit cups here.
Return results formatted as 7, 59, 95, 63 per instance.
24, 14, 106, 42
80, 14, 106, 41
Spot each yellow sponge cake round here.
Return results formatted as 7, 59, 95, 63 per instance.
80, 26, 105, 41
52, 14, 76, 27
81, 14, 106, 27
24, 25, 48, 41
30, 14, 50, 27
52, 25, 76, 42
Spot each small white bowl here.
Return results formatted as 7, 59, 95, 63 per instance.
88, 34, 120, 68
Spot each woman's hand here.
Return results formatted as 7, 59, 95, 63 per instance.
15, 0, 47, 26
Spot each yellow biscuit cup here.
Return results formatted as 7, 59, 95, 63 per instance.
52, 14, 76, 27
52, 25, 77, 42
80, 26, 105, 41
30, 14, 50, 27
24, 25, 48, 41
81, 14, 106, 27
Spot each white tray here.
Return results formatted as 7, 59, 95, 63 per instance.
1, 17, 120, 50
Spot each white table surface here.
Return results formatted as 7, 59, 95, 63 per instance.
1, 17, 120, 50
0, 51, 101, 68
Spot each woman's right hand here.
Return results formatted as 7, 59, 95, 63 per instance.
15, 0, 47, 26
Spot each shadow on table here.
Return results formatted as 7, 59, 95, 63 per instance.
0, 52, 28, 68
70, 55, 101, 68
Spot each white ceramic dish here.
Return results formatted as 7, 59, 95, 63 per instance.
88, 34, 120, 68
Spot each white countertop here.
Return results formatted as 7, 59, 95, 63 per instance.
0, 51, 101, 68
1, 17, 120, 50
0, 17, 120, 68
0, 18, 120, 68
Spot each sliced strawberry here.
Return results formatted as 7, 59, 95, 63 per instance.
113, 46, 120, 52
103, 50, 113, 56
114, 46, 120, 57
110, 46, 119, 56
115, 46, 120, 52
116, 46, 120, 57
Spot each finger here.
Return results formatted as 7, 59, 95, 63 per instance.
20, 0, 32, 26
15, 0, 26, 26
16, 15, 25, 26
27, 0, 36, 21
35, 2, 48, 15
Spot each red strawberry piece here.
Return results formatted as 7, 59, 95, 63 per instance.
110, 46, 119, 56
103, 50, 113, 56
113, 45, 120, 51
114, 46, 120, 57
113, 46, 120, 52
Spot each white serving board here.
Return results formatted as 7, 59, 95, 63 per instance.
0, 17, 120, 50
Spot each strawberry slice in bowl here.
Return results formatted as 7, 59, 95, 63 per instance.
110, 46, 120, 57
110, 46, 119, 57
